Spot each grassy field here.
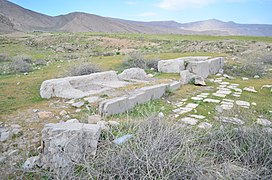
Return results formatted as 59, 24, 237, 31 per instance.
1, 32, 272, 179
0, 32, 271, 119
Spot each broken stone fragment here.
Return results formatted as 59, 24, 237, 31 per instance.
256, 118, 272, 126
203, 98, 221, 103
243, 87, 257, 93
72, 101, 84, 108
194, 76, 206, 86
97, 121, 109, 131
66, 119, 79, 123
108, 121, 120, 127
118, 68, 148, 81
180, 70, 195, 85
88, 115, 102, 124
41, 123, 101, 175
37, 111, 54, 119
22, 156, 40, 170
158, 58, 185, 73
220, 117, 245, 125
59, 110, 68, 116
197, 122, 212, 129
180, 117, 198, 125
113, 134, 133, 145
235, 100, 250, 108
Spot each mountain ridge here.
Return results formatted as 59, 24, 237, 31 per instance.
1, 0, 272, 36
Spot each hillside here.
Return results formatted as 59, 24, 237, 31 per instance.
0, 0, 272, 36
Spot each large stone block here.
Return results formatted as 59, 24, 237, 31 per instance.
41, 122, 101, 175
99, 96, 129, 116
186, 60, 210, 78
180, 70, 195, 84
118, 68, 147, 81
168, 81, 181, 91
99, 84, 168, 116
208, 57, 224, 74
183, 56, 210, 61
158, 58, 185, 73
138, 84, 168, 100
40, 71, 129, 99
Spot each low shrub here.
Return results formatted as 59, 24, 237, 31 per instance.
67, 63, 101, 76
0, 53, 9, 62
8, 59, 32, 73
123, 52, 159, 71
75, 118, 272, 179
13, 55, 32, 64
34, 59, 47, 66
224, 63, 265, 77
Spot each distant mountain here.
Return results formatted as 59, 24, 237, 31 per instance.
1, 0, 272, 36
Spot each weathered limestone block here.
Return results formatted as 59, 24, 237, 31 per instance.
99, 84, 168, 116
186, 60, 210, 78
41, 123, 101, 175
118, 68, 148, 81
99, 96, 129, 116
207, 57, 224, 74
139, 84, 168, 100
168, 81, 181, 91
183, 56, 210, 61
180, 70, 195, 84
158, 58, 185, 73
40, 71, 129, 99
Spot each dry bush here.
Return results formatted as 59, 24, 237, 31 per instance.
224, 63, 265, 77
8, 56, 33, 73
34, 59, 47, 66
12, 116, 272, 179
123, 52, 159, 71
73, 117, 272, 179
0, 53, 9, 62
67, 62, 101, 76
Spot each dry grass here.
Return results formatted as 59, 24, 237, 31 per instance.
28, 117, 272, 179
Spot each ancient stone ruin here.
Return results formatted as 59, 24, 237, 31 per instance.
35, 56, 225, 175
158, 56, 224, 78
40, 57, 224, 116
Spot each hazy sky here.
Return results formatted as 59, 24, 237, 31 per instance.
8, 0, 272, 24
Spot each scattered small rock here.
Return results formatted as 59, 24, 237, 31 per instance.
59, 110, 68, 116
220, 117, 245, 125
97, 121, 109, 131
243, 87, 257, 93
194, 76, 206, 86
158, 112, 164, 118
32, 109, 39, 113
254, 75, 260, 79
203, 98, 221, 103
66, 119, 79, 123
113, 134, 133, 145
256, 118, 272, 126
37, 111, 54, 119
75, 109, 81, 113
197, 122, 212, 129
236, 100, 250, 108
108, 121, 120, 127
190, 114, 206, 119
261, 85, 272, 89
191, 97, 203, 101
22, 156, 40, 170
180, 117, 198, 125
88, 115, 102, 124
242, 77, 249, 81
72, 101, 84, 108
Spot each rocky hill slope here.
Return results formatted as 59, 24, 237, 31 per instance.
1, 0, 272, 36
